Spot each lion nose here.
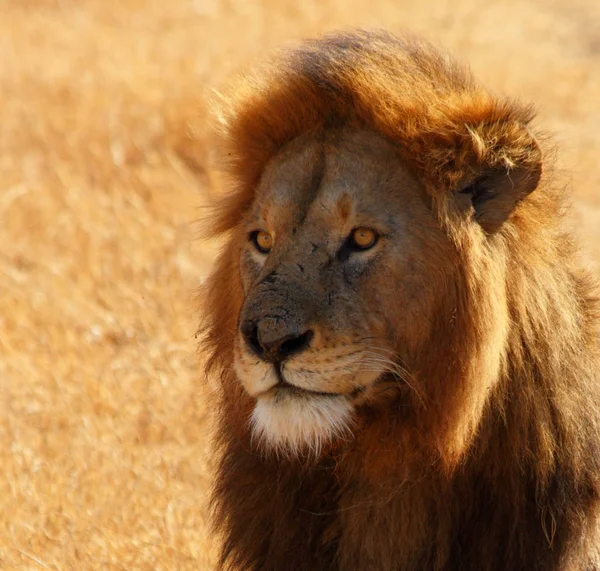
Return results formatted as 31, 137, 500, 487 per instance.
240, 319, 313, 362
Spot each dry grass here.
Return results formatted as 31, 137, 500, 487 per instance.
0, 0, 599, 568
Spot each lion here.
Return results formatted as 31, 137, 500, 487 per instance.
200, 30, 600, 570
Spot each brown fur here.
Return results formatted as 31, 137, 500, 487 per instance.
201, 30, 600, 570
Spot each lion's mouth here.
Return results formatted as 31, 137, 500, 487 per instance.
252, 363, 401, 402
271, 383, 341, 398
263, 364, 345, 399
254, 363, 369, 401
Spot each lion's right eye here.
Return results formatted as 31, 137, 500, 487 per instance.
350, 227, 378, 250
250, 230, 273, 254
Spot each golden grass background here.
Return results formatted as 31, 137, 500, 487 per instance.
1, 0, 599, 568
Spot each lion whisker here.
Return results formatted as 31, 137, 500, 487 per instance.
356, 359, 427, 409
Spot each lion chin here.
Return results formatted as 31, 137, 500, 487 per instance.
250, 390, 353, 457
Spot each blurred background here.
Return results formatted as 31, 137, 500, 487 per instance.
1, 0, 599, 568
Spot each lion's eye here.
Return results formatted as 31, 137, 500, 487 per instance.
250, 230, 273, 254
350, 227, 378, 250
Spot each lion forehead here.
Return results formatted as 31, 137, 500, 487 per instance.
253, 128, 423, 243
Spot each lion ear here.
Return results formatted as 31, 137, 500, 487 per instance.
452, 124, 542, 234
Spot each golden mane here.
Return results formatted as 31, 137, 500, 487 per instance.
201, 30, 600, 571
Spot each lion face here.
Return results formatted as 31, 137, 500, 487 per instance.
233, 128, 457, 455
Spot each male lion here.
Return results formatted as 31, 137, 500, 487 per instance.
201, 30, 600, 570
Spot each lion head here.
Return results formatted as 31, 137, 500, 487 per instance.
203, 31, 545, 464
233, 125, 518, 458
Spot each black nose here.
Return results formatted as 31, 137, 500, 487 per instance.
240, 320, 313, 362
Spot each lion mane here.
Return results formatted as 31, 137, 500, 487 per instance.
201, 30, 600, 570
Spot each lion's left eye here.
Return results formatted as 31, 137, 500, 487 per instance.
350, 227, 378, 250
